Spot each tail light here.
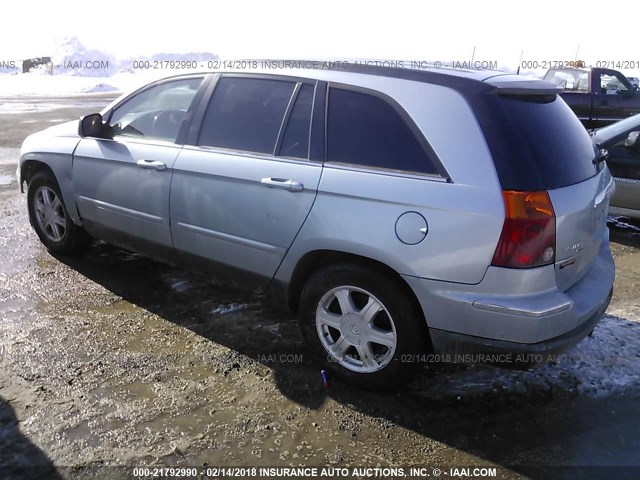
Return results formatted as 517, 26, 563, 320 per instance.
491, 190, 556, 268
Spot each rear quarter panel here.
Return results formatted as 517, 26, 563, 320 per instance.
275, 77, 505, 285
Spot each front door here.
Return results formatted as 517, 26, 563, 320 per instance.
73, 76, 205, 248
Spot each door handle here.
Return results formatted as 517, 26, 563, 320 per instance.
137, 159, 167, 171
260, 177, 304, 192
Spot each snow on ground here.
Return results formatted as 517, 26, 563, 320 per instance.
0, 147, 19, 166
0, 71, 165, 97
419, 313, 640, 400
211, 303, 249, 315
79, 83, 121, 93
609, 216, 640, 233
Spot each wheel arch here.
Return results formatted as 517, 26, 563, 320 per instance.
21, 157, 81, 225
20, 160, 55, 191
286, 250, 427, 329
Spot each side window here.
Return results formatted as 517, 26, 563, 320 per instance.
327, 88, 438, 174
199, 77, 295, 154
600, 73, 630, 95
278, 84, 314, 159
109, 77, 203, 143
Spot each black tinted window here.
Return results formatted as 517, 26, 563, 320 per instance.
199, 77, 295, 154
494, 95, 597, 189
327, 88, 437, 174
278, 84, 314, 158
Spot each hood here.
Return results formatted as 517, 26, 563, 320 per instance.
19, 120, 82, 160
39, 120, 81, 138
592, 113, 640, 148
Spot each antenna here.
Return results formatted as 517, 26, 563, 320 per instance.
517, 50, 524, 75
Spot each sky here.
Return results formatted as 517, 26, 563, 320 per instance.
1, 0, 638, 75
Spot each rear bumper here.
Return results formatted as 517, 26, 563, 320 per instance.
428, 286, 611, 364
403, 235, 615, 361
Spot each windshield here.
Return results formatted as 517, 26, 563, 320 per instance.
544, 69, 589, 92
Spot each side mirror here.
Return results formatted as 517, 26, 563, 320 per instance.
78, 113, 113, 139
624, 131, 640, 148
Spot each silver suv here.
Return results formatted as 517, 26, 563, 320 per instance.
18, 64, 616, 389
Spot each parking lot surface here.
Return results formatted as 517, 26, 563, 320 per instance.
1, 95, 639, 479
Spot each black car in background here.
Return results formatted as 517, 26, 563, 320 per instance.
544, 67, 640, 128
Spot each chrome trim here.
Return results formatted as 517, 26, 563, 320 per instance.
260, 177, 304, 192
181, 145, 323, 166
101, 135, 185, 149
136, 159, 167, 171
323, 162, 449, 182
472, 298, 572, 318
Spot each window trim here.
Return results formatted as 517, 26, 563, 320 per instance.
310, 81, 326, 163
324, 82, 450, 180
181, 144, 322, 169
276, 82, 317, 160
274, 82, 302, 156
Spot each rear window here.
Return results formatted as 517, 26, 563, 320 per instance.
475, 94, 598, 190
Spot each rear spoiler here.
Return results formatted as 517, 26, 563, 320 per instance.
485, 75, 563, 96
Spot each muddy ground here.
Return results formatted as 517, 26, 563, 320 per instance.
0, 95, 639, 480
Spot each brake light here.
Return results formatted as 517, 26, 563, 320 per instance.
491, 190, 556, 268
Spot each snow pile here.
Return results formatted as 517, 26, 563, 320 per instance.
79, 83, 120, 93
51, 36, 117, 77
211, 303, 248, 315
0, 36, 219, 96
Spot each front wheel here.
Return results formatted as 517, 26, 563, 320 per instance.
299, 264, 428, 389
27, 172, 89, 254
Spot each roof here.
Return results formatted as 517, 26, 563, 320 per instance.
197, 59, 563, 95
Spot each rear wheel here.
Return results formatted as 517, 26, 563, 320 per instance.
299, 263, 427, 389
27, 172, 89, 254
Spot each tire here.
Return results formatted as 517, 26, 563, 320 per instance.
299, 263, 428, 389
27, 171, 89, 254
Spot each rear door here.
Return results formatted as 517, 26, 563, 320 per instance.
169, 75, 323, 286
